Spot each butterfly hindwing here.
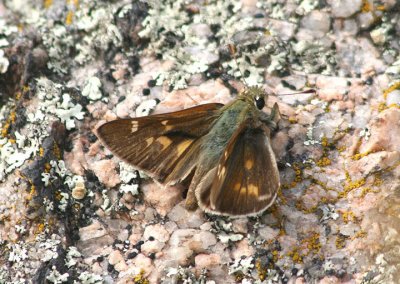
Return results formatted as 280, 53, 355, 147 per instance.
197, 120, 280, 216
97, 103, 223, 183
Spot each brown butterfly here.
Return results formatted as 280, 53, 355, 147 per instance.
97, 86, 281, 216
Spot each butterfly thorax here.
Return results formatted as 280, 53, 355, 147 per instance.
199, 99, 254, 166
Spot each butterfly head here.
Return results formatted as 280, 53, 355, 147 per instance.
241, 86, 267, 110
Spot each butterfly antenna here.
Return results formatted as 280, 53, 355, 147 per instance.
183, 92, 199, 105
228, 43, 249, 87
277, 89, 316, 96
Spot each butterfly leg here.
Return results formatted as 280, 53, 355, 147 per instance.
269, 103, 281, 125
185, 186, 198, 211
260, 103, 281, 131
185, 169, 202, 211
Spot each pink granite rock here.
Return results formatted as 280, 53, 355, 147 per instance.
91, 159, 121, 188
359, 108, 400, 153
165, 246, 193, 266
143, 224, 170, 243
195, 253, 221, 270
108, 250, 128, 272
142, 183, 183, 216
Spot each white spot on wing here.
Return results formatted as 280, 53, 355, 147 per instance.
131, 121, 139, 132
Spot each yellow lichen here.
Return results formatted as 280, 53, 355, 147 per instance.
293, 163, 302, 182
377, 102, 388, 112
1, 121, 10, 138
344, 178, 366, 192
37, 223, 45, 233
311, 178, 335, 192
324, 104, 331, 112
339, 171, 366, 198
277, 187, 287, 205
385, 160, 400, 172
43, 0, 53, 8
361, 0, 372, 12
15, 91, 22, 100
383, 81, 400, 99
10, 110, 16, 123
341, 210, 357, 224
39, 147, 45, 157
336, 145, 346, 153
22, 85, 30, 93
359, 187, 378, 197
335, 235, 347, 249
287, 248, 303, 263
272, 250, 279, 262
55, 191, 63, 201
353, 230, 367, 239
295, 201, 318, 214
321, 136, 329, 147
1, 110, 17, 138
33, 222, 47, 236
316, 156, 331, 167
234, 273, 245, 282
66, 10, 74, 25
301, 232, 321, 255
255, 259, 267, 281
351, 151, 371, 160
53, 142, 61, 159
376, 5, 385, 11
288, 117, 298, 124
316, 136, 334, 167
26, 184, 36, 201
388, 103, 400, 109
44, 162, 51, 173
73, 0, 80, 8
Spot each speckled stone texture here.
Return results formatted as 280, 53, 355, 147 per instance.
1, 0, 400, 283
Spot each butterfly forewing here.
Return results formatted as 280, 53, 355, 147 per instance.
97, 103, 223, 183
198, 120, 279, 216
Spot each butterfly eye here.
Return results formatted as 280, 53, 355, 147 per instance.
254, 96, 265, 110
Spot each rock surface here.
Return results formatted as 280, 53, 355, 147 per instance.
0, 1, 399, 283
